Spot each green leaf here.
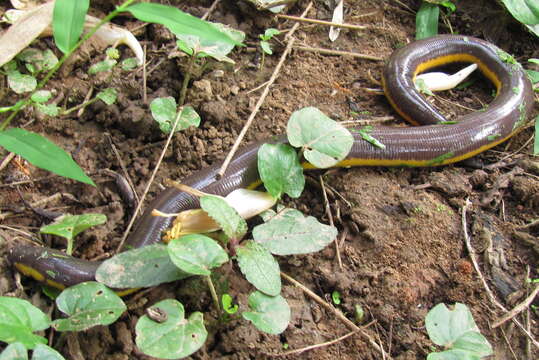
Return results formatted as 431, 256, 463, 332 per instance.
331, 290, 341, 305
31, 90, 53, 103
352, 126, 386, 149
35, 104, 59, 117
416, 2, 439, 40
527, 69, 539, 84
121, 57, 139, 70
426, 303, 492, 357
530, 58, 539, 65
260, 41, 272, 55
236, 241, 281, 296
0, 297, 50, 349
499, 0, 539, 26
31, 344, 66, 360
439, 1, 456, 12
0, 342, 27, 360
96, 88, 117, 105
88, 59, 117, 74
200, 195, 248, 240
126, 3, 242, 46
534, 115, 539, 155
135, 299, 207, 359
40, 214, 106, 241
263, 28, 281, 39
222, 294, 238, 314
41, 50, 59, 71
96, 244, 191, 288
253, 208, 337, 255
105, 47, 120, 60
427, 348, 483, 360
168, 234, 229, 276
0, 128, 95, 186
242, 291, 290, 334
287, 107, 353, 168
176, 106, 201, 132
257, 143, 304, 199
52, 0, 90, 54
7, 72, 37, 94
150, 97, 177, 131
52, 282, 126, 332
176, 22, 245, 63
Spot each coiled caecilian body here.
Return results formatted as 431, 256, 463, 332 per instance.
8, 35, 535, 289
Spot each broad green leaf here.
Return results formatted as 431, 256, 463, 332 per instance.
126, 3, 242, 46
499, 0, 539, 25
40, 214, 106, 241
222, 294, 238, 314
41, 50, 59, 71
0, 128, 95, 186
17, 48, 43, 64
257, 143, 304, 199
242, 291, 290, 334
0, 342, 27, 360
35, 104, 59, 117
52, 282, 126, 332
0, 297, 50, 349
168, 234, 229, 276
176, 22, 245, 63
426, 303, 492, 358
136, 299, 207, 359
427, 349, 483, 360
260, 41, 272, 55
31, 90, 53, 103
52, 0, 89, 53
96, 244, 191, 288
150, 96, 177, 132
121, 57, 139, 70
96, 88, 117, 105
236, 241, 281, 296
200, 195, 247, 240
88, 59, 117, 74
263, 28, 281, 39
176, 106, 201, 131
416, 2, 439, 40
253, 208, 337, 255
534, 115, 539, 155
287, 107, 353, 168
528, 69, 539, 83
32, 344, 66, 360
7, 72, 37, 94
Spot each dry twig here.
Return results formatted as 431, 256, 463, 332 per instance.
276, 14, 367, 31
492, 285, 539, 328
320, 175, 342, 270
295, 46, 382, 61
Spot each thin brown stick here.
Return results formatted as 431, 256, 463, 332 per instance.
277, 14, 367, 31
461, 199, 539, 348
105, 134, 140, 204
201, 0, 221, 20
320, 175, 342, 270
280, 272, 388, 357
116, 109, 184, 252
142, 44, 147, 104
270, 328, 363, 357
0, 152, 16, 172
216, 2, 313, 178
492, 285, 539, 328
295, 46, 383, 61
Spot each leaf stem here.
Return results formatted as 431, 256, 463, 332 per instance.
205, 275, 220, 311
0, 0, 138, 131
179, 54, 197, 106
62, 97, 98, 115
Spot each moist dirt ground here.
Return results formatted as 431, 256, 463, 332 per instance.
1, 0, 538, 359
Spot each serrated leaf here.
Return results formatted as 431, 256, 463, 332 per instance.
126, 3, 242, 47
40, 214, 106, 241
0, 342, 27, 360
236, 241, 280, 296
96, 88, 117, 105
31, 90, 53, 103
253, 208, 337, 255
8, 72, 37, 94
96, 244, 191, 288
0, 297, 50, 349
416, 2, 439, 40
135, 299, 207, 359
287, 107, 353, 168
258, 143, 304, 199
0, 128, 95, 186
52, 282, 126, 332
88, 59, 117, 74
32, 344, 66, 360
52, 0, 89, 53
168, 234, 229, 276
200, 195, 247, 240
242, 291, 290, 334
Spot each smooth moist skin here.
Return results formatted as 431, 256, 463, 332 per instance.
8, 35, 535, 289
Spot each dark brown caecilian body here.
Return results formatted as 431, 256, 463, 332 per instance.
8, 35, 535, 289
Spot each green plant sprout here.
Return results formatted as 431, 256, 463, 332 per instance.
416, 1, 456, 40
425, 303, 493, 359
222, 294, 239, 314
150, 97, 201, 134
331, 290, 342, 305
259, 28, 280, 71
40, 214, 107, 255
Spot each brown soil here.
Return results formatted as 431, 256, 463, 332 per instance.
1, 0, 538, 359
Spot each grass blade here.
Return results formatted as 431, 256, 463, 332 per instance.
53, 0, 90, 53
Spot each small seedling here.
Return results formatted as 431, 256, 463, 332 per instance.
258, 28, 280, 71
150, 97, 201, 134
222, 294, 239, 314
331, 290, 341, 305
40, 213, 107, 255
354, 304, 365, 323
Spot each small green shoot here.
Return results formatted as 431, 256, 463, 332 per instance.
257, 143, 304, 199
259, 28, 280, 70
425, 303, 493, 359
52, 282, 126, 332
415, 78, 435, 96
40, 214, 106, 256
354, 304, 365, 323
287, 107, 354, 168
63, 88, 117, 115
96, 244, 191, 289
353, 126, 386, 149
222, 294, 239, 314
242, 291, 290, 334
150, 97, 201, 134
0, 297, 50, 349
135, 299, 207, 359
331, 290, 341, 305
